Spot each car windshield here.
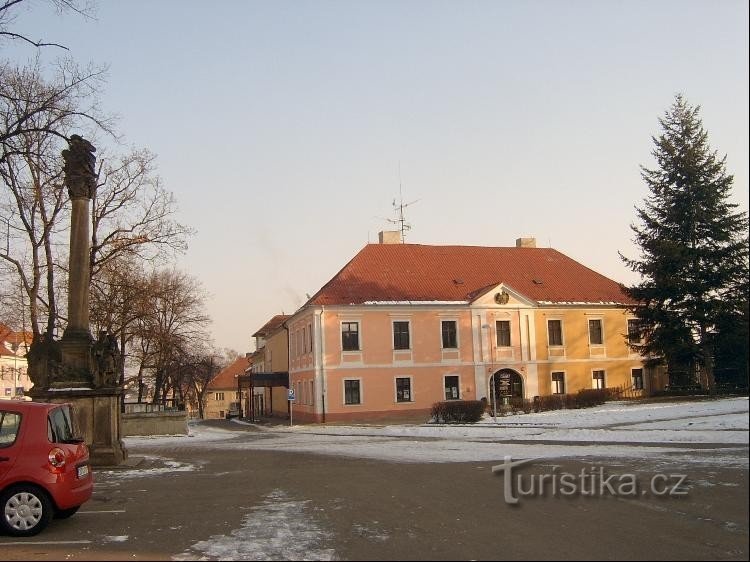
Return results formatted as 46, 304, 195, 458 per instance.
47, 406, 76, 443
0, 411, 21, 447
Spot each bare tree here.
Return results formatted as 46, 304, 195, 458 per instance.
128, 268, 211, 406
90, 148, 192, 279
1, 0, 96, 51
0, 60, 110, 338
0, 58, 112, 167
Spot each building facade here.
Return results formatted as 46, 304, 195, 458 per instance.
203, 356, 250, 419
0, 324, 32, 400
286, 234, 658, 423
247, 315, 290, 418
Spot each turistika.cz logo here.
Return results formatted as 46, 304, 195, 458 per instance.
492, 456, 689, 505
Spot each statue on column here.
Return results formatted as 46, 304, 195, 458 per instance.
61, 134, 97, 199
26, 332, 61, 390
91, 331, 122, 388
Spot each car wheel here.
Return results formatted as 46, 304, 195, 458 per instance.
55, 506, 80, 519
0, 485, 54, 537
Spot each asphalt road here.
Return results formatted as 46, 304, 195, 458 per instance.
2, 420, 748, 561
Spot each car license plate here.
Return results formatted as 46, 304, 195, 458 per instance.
77, 464, 89, 478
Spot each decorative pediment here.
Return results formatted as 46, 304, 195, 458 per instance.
469, 283, 537, 307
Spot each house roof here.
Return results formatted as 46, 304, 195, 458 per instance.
207, 356, 251, 390
251, 315, 291, 338
307, 243, 633, 306
0, 323, 33, 356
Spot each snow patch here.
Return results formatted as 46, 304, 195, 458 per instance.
102, 535, 129, 543
173, 489, 334, 561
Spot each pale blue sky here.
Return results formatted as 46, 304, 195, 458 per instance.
6, 0, 749, 353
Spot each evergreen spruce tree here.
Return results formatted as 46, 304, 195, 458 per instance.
621, 94, 749, 392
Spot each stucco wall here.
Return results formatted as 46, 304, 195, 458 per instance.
122, 410, 188, 436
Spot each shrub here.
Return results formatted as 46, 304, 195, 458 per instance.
575, 388, 608, 408
430, 400, 485, 423
534, 394, 566, 412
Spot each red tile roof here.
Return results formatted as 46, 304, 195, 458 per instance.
207, 356, 251, 390
308, 244, 633, 306
0, 323, 33, 356
251, 315, 291, 338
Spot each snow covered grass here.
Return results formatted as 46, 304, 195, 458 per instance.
123, 397, 749, 467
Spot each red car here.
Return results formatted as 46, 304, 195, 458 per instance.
0, 401, 93, 536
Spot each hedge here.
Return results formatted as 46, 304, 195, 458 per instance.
430, 400, 485, 423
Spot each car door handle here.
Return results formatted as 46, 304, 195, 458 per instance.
0, 456, 10, 461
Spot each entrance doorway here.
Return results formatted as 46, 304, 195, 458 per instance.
489, 369, 524, 407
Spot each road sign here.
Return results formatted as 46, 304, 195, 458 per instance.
288, 389, 295, 401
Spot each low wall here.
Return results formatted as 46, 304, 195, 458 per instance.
122, 410, 188, 436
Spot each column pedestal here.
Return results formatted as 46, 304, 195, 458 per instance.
29, 387, 128, 467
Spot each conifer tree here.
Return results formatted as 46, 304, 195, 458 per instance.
621, 94, 749, 392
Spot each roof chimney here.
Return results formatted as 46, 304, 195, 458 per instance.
516, 237, 536, 248
378, 230, 402, 244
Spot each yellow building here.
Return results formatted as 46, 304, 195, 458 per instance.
247, 315, 290, 419
286, 233, 658, 423
203, 356, 250, 419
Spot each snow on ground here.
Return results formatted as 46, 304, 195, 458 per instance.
172, 489, 335, 561
97, 455, 203, 479
123, 397, 749, 468
124, 423, 242, 447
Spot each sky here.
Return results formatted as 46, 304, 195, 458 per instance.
4, 0, 749, 354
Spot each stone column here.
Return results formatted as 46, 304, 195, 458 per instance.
31, 135, 129, 465
58, 135, 97, 386
67, 197, 92, 334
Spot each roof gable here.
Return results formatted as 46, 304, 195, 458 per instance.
251, 315, 291, 338
207, 356, 251, 390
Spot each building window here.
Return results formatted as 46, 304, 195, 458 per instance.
589, 319, 603, 345
396, 377, 412, 402
592, 370, 606, 389
444, 375, 460, 400
342, 322, 360, 351
632, 368, 644, 390
302, 326, 307, 353
308, 323, 313, 353
548, 320, 563, 346
627, 319, 642, 344
441, 320, 457, 349
496, 320, 511, 347
215, 392, 224, 401
552, 372, 565, 394
393, 321, 410, 350
344, 379, 361, 405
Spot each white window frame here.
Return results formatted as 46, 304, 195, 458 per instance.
588, 318, 605, 346
440, 319, 459, 349
343, 378, 363, 406
551, 371, 566, 395
341, 320, 362, 352
394, 375, 414, 403
392, 320, 412, 351
443, 374, 461, 401
547, 318, 564, 347
496, 319, 512, 347
592, 369, 606, 389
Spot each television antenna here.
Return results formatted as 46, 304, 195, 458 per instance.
386, 164, 419, 243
